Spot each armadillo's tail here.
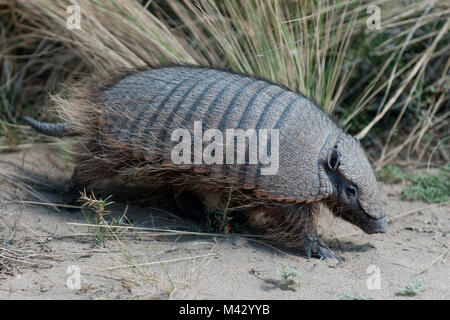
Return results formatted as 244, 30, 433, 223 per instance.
22, 116, 78, 137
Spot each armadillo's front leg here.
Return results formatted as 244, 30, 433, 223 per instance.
247, 202, 342, 261
303, 231, 343, 262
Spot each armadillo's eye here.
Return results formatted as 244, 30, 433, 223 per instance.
346, 184, 357, 197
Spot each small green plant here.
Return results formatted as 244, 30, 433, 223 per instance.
205, 209, 234, 234
398, 279, 423, 297
275, 262, 301, 289
334, 291, 372, 300
402, 168, 449, 203
78, 189, 118, 243
378, 165, 408, 184
204, 186, 240, 234
378, 165, 449, 203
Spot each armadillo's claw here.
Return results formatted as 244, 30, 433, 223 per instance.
305, 244, 312, 258
303, 234, 343, 262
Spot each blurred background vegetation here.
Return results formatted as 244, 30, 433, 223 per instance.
0, 0, 448, 171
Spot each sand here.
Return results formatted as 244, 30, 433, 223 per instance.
0, 144, 448, 299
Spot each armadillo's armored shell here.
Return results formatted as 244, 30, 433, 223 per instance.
98, 66, 340, 203
335, 134, 385, 219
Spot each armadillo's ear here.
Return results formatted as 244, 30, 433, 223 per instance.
327, 147, 340, 171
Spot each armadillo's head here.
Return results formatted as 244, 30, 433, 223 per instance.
325, 134, 387, 234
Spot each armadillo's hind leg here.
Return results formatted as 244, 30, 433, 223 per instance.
173, 191, 205, 220
62, 165, 86, 206
63, 160, 106, 206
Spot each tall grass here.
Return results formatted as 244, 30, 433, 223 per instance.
1, 0, 448, 168
172, 0, 361, 114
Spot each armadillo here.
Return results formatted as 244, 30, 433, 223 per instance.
24, 66, 387, 261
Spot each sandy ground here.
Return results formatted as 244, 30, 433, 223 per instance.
0, 144, 448, 300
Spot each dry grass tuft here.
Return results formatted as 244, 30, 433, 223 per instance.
0, 245, 57, 278
1, 0, 447, 168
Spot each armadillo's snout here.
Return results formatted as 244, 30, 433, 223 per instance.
363, 214, 387, 234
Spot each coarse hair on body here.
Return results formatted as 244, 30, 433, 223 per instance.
53, 65, 324, 251
27, 64, 387, 261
